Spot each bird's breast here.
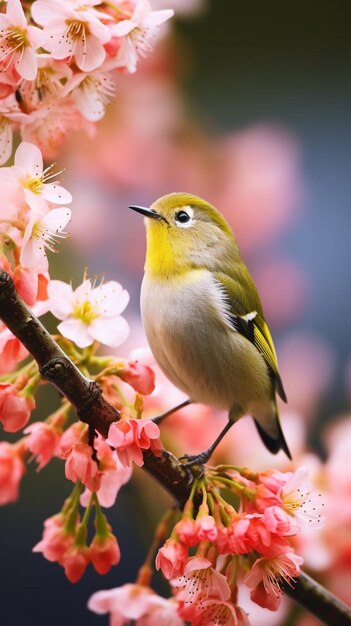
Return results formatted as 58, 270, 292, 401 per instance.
140, 270, 270, 410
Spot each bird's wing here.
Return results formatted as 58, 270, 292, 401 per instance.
214, 271, 287, 402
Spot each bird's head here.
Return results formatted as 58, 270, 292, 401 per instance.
129, 192, 239, 277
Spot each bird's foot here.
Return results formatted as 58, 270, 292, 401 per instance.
179, 450, 211, 469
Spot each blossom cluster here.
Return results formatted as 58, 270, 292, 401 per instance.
0, 0, 174, 161
0, 136, 159, 582
2, 409, 163, 578
32, 415, 163, 580
0, 126, 164, 586
0, 138, 132, 392
88, 465, 324, 625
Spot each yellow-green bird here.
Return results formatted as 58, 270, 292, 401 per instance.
129, 192, 291, 463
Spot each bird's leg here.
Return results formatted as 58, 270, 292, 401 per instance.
179, 419, 234, 467
152, 399, 192, 425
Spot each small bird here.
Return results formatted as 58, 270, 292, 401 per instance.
129, 192, 291, 463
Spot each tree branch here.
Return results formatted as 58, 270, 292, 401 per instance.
0, 268, 350, 626
0, 269, 191, 505
283, 572, 351, 626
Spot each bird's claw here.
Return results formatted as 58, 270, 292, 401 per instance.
179, 451, 210, 470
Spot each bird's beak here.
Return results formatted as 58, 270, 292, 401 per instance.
129, 205, 165, 221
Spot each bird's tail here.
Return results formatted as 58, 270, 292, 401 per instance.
253, 399, 292, 460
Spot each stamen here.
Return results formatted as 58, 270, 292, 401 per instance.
66, 20, 86, 40
31, 217, 69, 254
21, 163, 64, 195
2, 27, 27, 53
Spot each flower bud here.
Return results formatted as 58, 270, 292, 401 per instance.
119, 361, 155, 395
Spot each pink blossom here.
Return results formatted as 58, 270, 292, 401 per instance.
9, 141, 73, 211
0, 0, 43, 80
24, 420, 62, 470
174, 517, 199, 547
0, 441, 26, 504
93, 434, 119, 471
228, 514, 272, 555
0, 326, 27, 375
64, 441, 101, 492
249, 582, 282, 611
112, 0, 174, 73
195, 513, 218, 543
0, 255, 49, 307
280, 467, 325, 528
155, 537, 188, 579
137, 599, 184, 626
263, 506, 298, 536
173, 557, 231, 605
136, 418, 163, 455
33, 514, 89, 583
21, 100, 84, 160
0, 382, 35, 432
70, 438, 131, 508
119, 360, 155, 395
80, 460, 132, 508
32, 0, 112, 72
181, 599, 250, 626
59, 421, 87, 456
33, 513, 76, 562
63, 67, 116, 122
48, 278, 130, 349
62, 543, 90, 583
106, 418, 163, 467
255, 467, 324, 529
88, 583, 184, 626
244, 547, 303, 602
18, 55, 72, 112
256, 469, 288, 501
20, 207, 72, 273
173, 510, 219, 549
13, 267, 40, 306
90, 532, 121, 574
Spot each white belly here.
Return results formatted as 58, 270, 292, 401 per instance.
141, 270, 272, 417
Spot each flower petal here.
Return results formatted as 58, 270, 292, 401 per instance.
14, 141, 43, 174
75, 34, 106, 72
47, 280, 75, 319
7, 0, 27, 27
42, 184, 72, 204
73, 278, 92, 301
113, 20, 135, 37
143, 8, 174, 27
17, 47, 38, 81
93, 281, 130, 316
31, 1, 71, 26
57, 318, 93, 348
42, 206, 71, 231
89, 316, 129, 348
20, 236, 48, 273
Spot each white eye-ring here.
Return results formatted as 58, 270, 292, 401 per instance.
174, 205, 195, 228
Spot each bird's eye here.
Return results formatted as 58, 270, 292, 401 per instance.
175, 210, 190, 224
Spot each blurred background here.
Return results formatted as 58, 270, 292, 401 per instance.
1, 1, 351, 625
